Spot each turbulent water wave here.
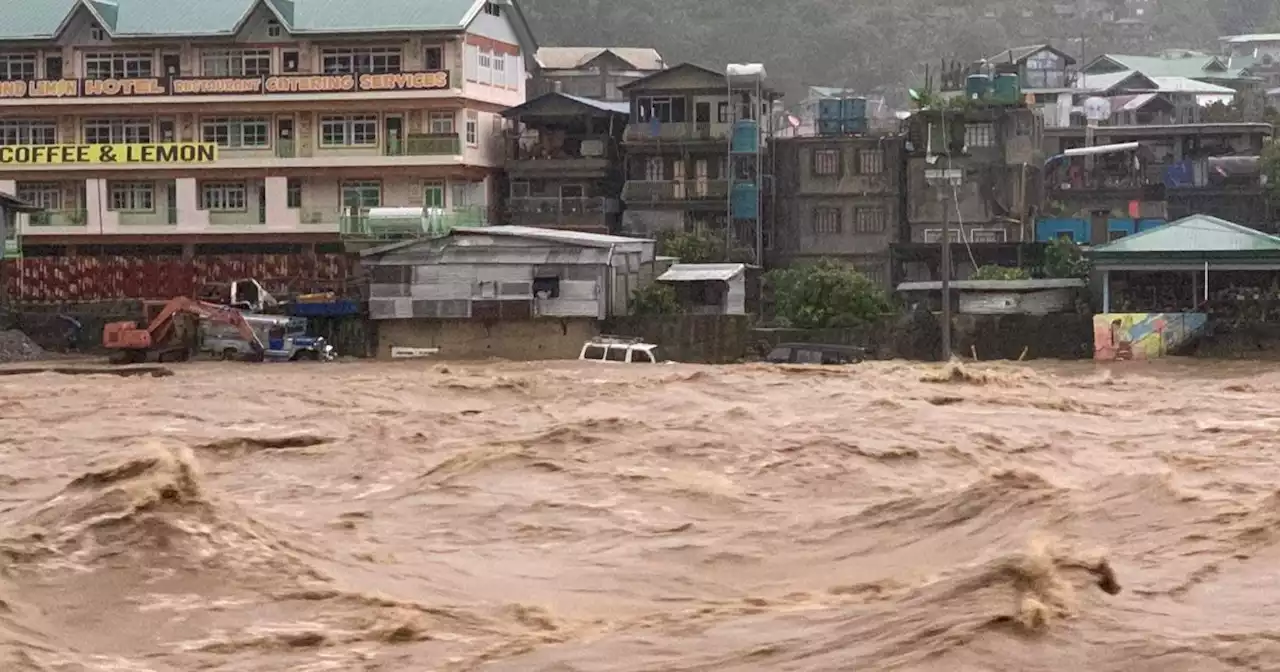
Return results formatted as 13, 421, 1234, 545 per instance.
3, 359, 1280, 670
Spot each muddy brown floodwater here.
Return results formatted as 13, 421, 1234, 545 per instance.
3, 359, 1280, 671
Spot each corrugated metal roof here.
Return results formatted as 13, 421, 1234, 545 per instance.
1, 0, 483, 39
1091, 53, 1250, 80
560, 94, 631, 114
1091, 215, 1280, 254
1149, 76, 1236, 93
454, 225, 652, 247
501, 92, 629, 119
658, 263, 745, 282
896, 279, 1086, 292
535, 47, 664, 71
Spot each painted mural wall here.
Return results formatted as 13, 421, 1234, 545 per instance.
1093, 312, 1208, 361
1, 254, 354, 303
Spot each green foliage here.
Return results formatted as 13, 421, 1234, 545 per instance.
972, 265, 1030, 281
765, 259, 891, 329
1043, 238, 1091, 279
630, 282, 680, 316
656, 229, 753, 264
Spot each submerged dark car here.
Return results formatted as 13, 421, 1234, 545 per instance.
764, 343, 866, 365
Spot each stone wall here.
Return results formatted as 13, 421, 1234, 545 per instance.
1194, 321, 1280, 359
602, 315, 750, 363
375, 318, 599, 360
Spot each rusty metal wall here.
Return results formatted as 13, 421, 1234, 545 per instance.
2, 254, 354, 303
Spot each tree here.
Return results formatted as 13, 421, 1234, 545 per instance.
631, 282, 680, 316
656, 229, 753, 264
972, 264, 1031, 281
1043, 238, 1091, 279
1262, 140, 1280, 201
766, 259, 891, 328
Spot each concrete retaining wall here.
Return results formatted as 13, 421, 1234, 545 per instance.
375, 318, 599, 360
603, 315, 750, 364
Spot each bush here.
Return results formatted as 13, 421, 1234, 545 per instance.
630, 282, 679, 316
656, 229, 753, 263
972, 265, 1031, 281
765, 259, 891, 329
1043, 238, 1091, 279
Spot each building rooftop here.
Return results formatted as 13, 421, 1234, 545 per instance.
453, 225, 652, 247
0, 0, 513, 40
1086, 53, 1249, 80
658, 263, 746, 282
1092, 215, 1280, 255
535, 47, 664, 71
501, 91, 630, 119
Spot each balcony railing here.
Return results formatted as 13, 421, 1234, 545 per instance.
338, 207, 486, 239
276, 139, 296, 158
506, 134, 618, 161
26, 209, 87, 227
622, 179, 729, 202
508, 197, 615, 228
624, 122, 731, 143
385, 133, 461, 156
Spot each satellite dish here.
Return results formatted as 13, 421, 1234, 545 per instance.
1083, 96, 1112, 122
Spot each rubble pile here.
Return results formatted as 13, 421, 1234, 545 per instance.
0, 329, 47, 363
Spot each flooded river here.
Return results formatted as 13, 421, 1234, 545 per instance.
2, 359, 1279, 671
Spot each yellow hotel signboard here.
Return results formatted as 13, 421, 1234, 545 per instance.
0, 143, 218, 165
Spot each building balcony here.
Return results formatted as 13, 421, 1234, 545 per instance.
622, 179, 729, 204
0, 135, 467, 174
27, 209, 88, 228
0, 70, 460, 107
339, 207, 486, 240
505, 134, 617, 176
624, 122, 732, 144
508, 197, 617, 230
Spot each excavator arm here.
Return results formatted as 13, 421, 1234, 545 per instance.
146, 297, 266, 355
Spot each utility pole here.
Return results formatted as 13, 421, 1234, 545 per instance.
924, 168, 962, 361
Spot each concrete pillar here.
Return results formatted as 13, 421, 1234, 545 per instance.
1102, 270, 1110, 313
84, 179, 118, 231
264, 176, 300, 228
174, 178, 208, 230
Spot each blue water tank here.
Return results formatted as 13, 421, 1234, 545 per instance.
817, 119, 842, 136
841, 97, 867, 119
817, 99, 842, 121
1138, 218, 1166, 232
731, 183, 759, 219
731, 119, 758, 153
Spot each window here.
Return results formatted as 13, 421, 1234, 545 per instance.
717, 102, 729, 123
200, 117, 269, 148
923, 229, 961, 243
83, 118, 151, 144
200, 49, 271, 76
341, 181, 381, 208
858, 149, 884, 174
108, 182, 154, 212
321, 47, 401, 74
533, 276, 560, 299
605, 347, 627, 362
644, 157, 664, 181
287, 178, 302, 208
0, 54, 35, 81
583, 345, 606, 360
83, 52, 154, 79
0, 120, 56, 145
428, 111, 454, 134
632, 350, 655, 363
812, 207, 841, 234
969, 228, 1007, 243
812, 149, 839, 176
424, 46, 444, 70
465, 110, 478, 146
965, 123, 995, 148
506, 53, 519, 89
491, 54, 505, 84
423, 181, 445, 208
483, 1, 501, 16
16, 182, 61, 210
451, 181, 471, 208
636, 96, 686, 123
854, 207, 886, 233
200, 182, 247, 211
319, 115, 378, 146
89, 26, 106, 41
1108, 229, 1128, 242
266, 20, 283, 38
477, 50, 492, 84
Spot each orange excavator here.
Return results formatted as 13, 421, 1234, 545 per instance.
103, 296, 265, 364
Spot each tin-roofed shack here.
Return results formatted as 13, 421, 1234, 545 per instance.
896, 278, 1088, 315
359, 226, 658, 359
656, 263, 754, 315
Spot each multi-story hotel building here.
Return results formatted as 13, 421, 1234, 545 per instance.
0, 0, 536, 256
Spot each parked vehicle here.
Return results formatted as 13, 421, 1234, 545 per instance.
201, 313, 335, 362
578, 335, 660, 363
764, 343, 865, 365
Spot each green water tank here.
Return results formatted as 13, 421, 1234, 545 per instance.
992, 73, 1021, 105
965, 74, 991, 100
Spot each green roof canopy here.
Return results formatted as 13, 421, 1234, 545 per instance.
1089, 214, 1280, 270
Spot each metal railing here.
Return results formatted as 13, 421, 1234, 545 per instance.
622, 179, 729, 202
624, 122, 732, 142
338, 207, 486, 239
26, 209, 88, 227
509, 197, 613, 215
275, 139, 296, 158
385, 133, 461, 156
506, 133, 618, 161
